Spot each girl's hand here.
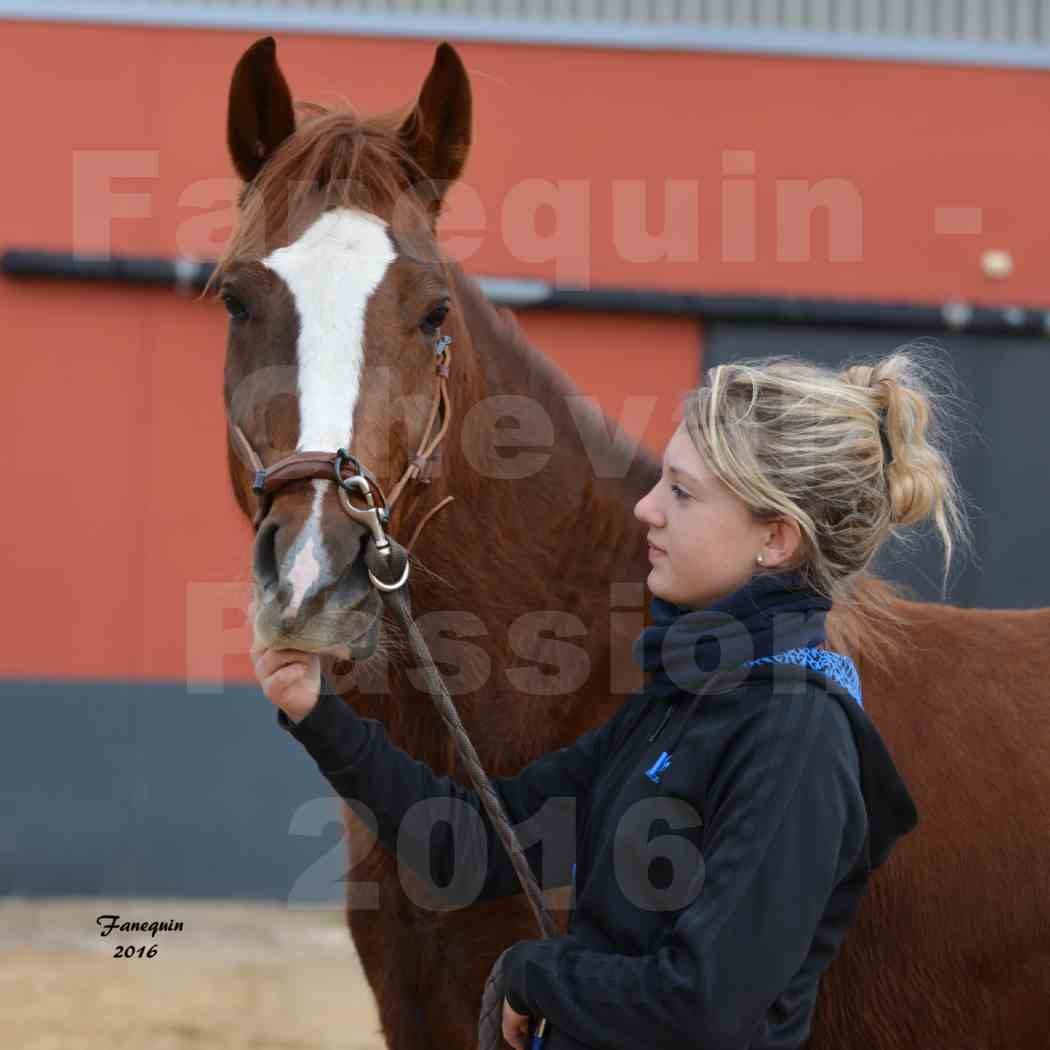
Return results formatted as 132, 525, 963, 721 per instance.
502, 997, 531, 1050
251, 643, 321, 724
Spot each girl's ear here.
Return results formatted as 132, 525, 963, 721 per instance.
765, 517, 804, 568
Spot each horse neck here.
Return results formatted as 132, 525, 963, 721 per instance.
404, 264, 659, 627
359, 267, 657, 769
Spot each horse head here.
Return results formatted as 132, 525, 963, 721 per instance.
217, 36, 472, 662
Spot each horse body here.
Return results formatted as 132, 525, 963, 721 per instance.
218, 36, 1050, 1050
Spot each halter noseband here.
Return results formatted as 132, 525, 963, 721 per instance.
227, 332, 454, 592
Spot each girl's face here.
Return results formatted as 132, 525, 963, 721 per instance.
633, 426, 800, 609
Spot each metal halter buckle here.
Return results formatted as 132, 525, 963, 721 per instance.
333, 449, 409, 591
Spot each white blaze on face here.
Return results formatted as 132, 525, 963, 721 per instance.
263, 207, 396, 616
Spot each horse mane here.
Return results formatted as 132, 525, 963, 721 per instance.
443, 257, 665, 548
448, 262, 649, 450
210, 99, 425, 290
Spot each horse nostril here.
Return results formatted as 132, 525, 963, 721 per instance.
253, 520, 280, 593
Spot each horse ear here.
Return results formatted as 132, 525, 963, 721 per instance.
227, 36, 296, 183
399, 42, 472, 212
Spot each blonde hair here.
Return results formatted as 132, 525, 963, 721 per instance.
682, 344, 976, 674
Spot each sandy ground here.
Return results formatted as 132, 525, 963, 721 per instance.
1, 898, 386, 1050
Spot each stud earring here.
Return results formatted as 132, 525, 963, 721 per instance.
756, 555, 764, 565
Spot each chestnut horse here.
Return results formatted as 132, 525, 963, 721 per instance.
218, 37, 1050, 1050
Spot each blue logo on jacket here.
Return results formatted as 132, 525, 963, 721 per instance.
645, 751, 672, 784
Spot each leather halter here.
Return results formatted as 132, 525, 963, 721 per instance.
226, 333, 455, 591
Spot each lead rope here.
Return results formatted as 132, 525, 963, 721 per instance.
362, 538, 555, 1050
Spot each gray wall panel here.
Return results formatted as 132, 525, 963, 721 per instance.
1, 679, 349, 900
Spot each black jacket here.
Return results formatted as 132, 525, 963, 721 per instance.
277, 653, 917, 1050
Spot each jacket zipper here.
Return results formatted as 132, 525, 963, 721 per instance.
647, 706, 674, 744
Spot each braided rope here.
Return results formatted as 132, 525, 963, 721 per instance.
363, 540, 557, 1050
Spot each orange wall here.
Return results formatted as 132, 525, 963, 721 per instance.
2, 19, 1047, 683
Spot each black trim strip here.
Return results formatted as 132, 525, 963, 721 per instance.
4, 248, 1048, 337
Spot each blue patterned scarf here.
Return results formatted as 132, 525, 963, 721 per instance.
632, 570, 862, 707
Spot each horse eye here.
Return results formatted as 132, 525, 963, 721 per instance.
419, 301, 450, 335
221, 291, 250, 323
